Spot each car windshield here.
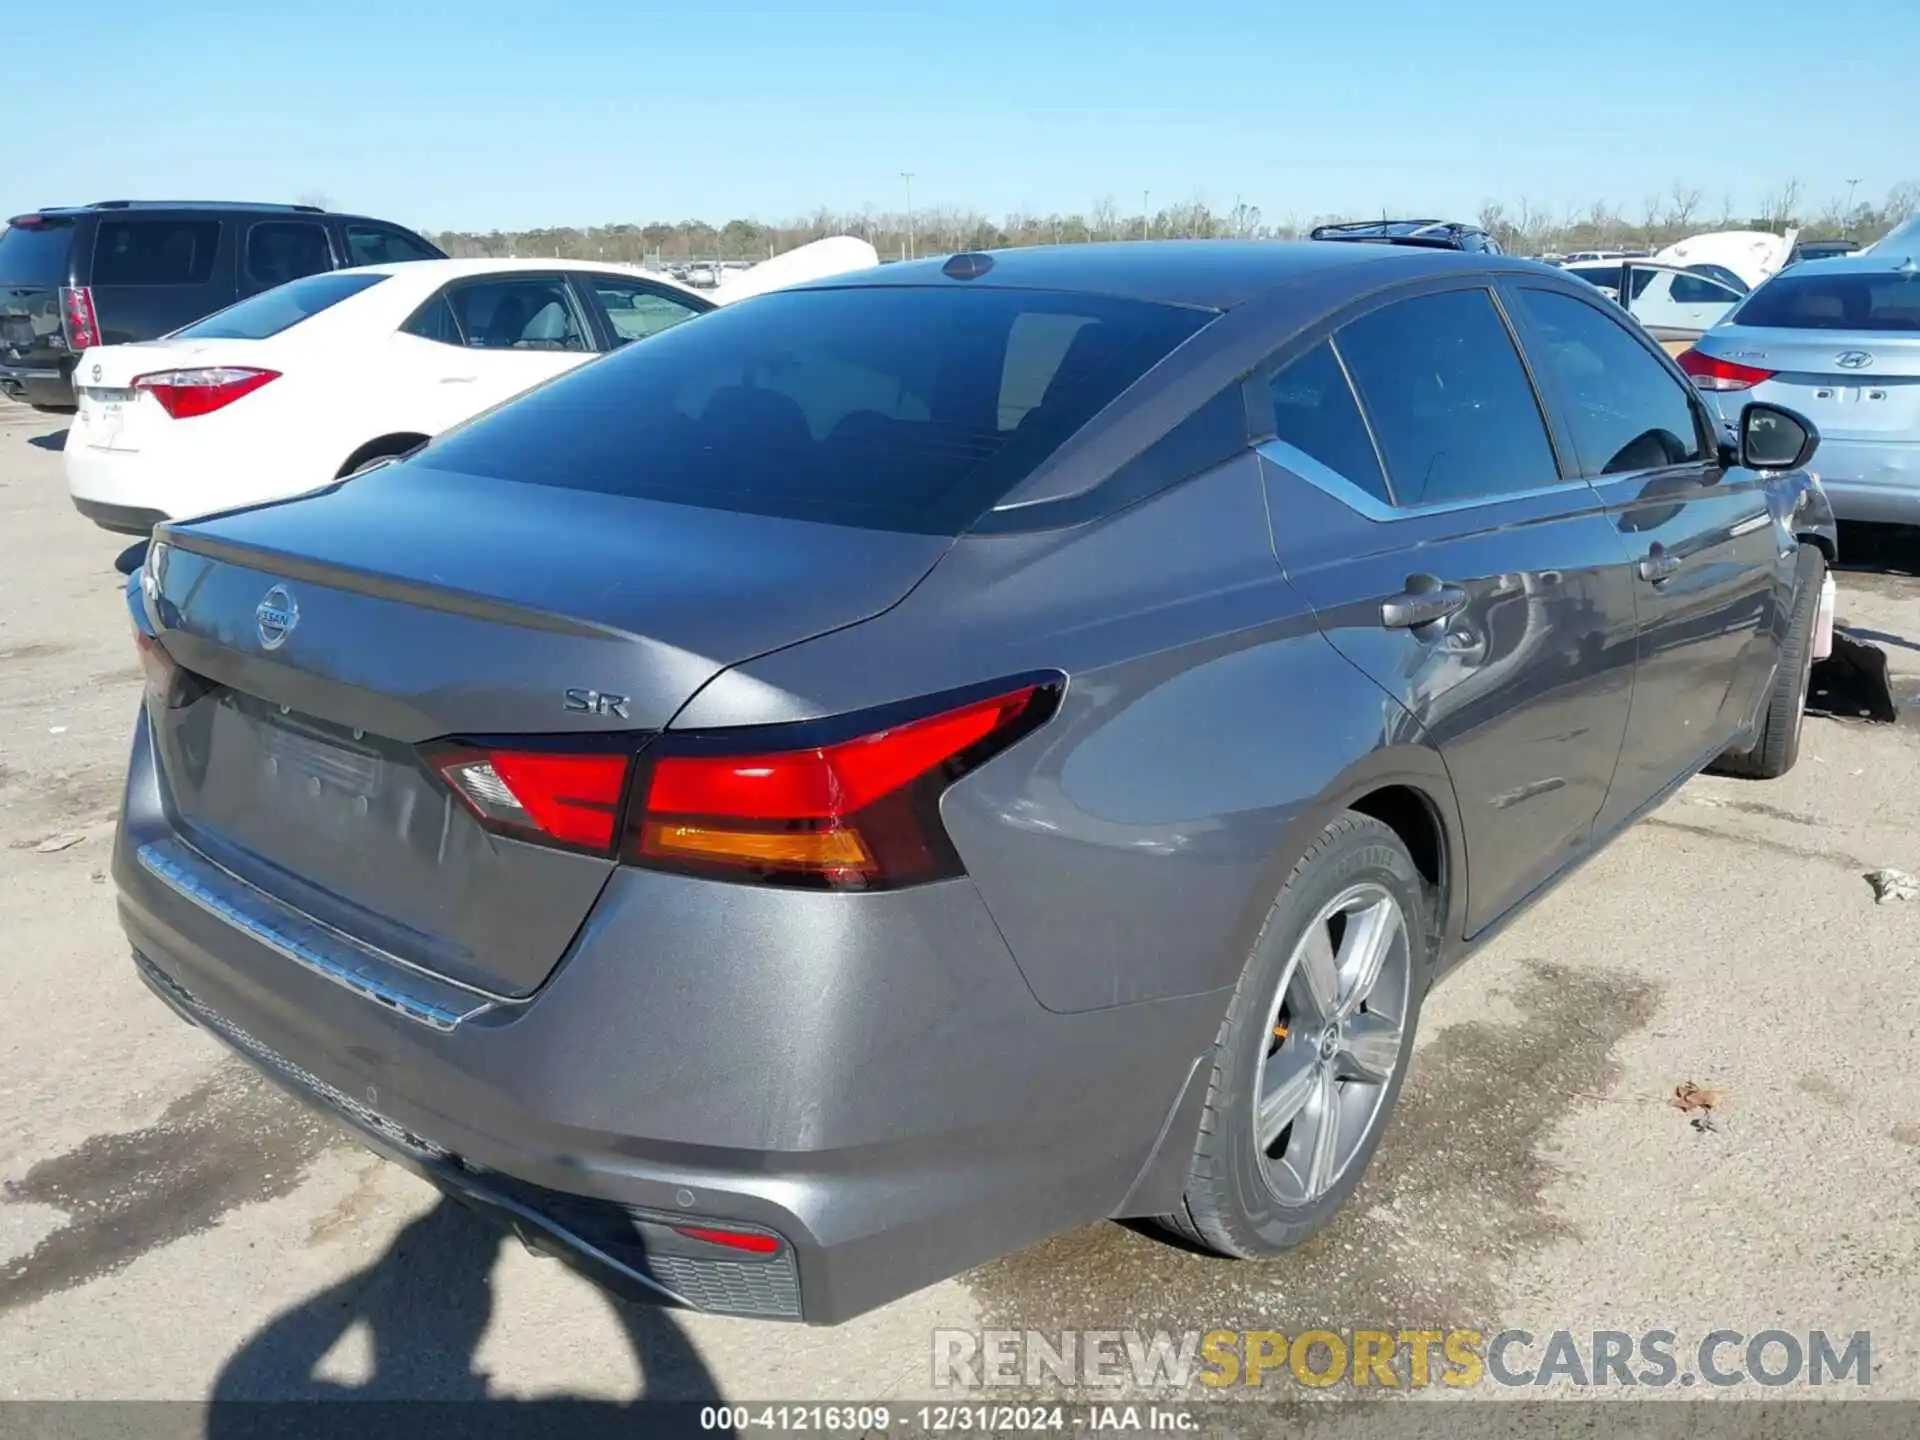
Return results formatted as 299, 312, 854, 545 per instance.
171, 271, 389, 340
1732, 272, 1920, 332
0, 221, 76, 287
410, 284, 1214, 534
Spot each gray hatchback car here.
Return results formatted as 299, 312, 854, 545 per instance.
118, 242, 1835, 1324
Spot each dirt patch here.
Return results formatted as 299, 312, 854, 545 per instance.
0, 642, 73, 665
0, 1064, 344, 1313
1641, 817, 1866, 873
962, 960, 1661, 1395
1795, 1073, 1854, 1109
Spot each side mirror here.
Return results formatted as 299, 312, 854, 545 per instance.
1739, 402, 1819, 471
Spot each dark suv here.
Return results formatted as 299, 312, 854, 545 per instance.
0, 201, 444, 409
1309, 219, 1504, 254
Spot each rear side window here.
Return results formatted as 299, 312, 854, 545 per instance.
1513, 288, 1706, 475
344, 223, 441, 266
245, 221, 333, 291
400, 291, 464, 345
91, 219, 220, 286
1733, 273, 1920, 332
412, 285, 1212, 534
1267, 340, 1390, 503
1336, 288, 1560, 506
0, 222, 76, 286
171, 271, 387, 340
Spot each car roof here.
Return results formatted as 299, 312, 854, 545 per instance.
787, 240, 1517, 311
25, 200, 333, 216
1770, 252, 1920, 277
343, 256, 681, 281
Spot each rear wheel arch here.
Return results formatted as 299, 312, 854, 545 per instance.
336, 432, 430, 479
1235, 748, 1467, 978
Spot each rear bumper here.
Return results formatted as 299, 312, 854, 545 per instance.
1809, 437, 1920, 525
72, 496, 169, 535
113, 707, 1222, 1324
0, 358, 73, 408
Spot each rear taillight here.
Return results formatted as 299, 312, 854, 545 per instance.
132, 366, 280, 419
1676, 348, 1776, 392
424, 677, 1062, 887
628, 681, 1058, 889
58, 286, 99, 351
433, 749, 630, 853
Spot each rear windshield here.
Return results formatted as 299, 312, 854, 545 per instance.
1733, 273, 1920, 332
411, 285, 1214, 534
0, 222, 76, 287
172, 272, 388, 340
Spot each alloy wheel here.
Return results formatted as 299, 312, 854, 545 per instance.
1252, 882, 1412, 1206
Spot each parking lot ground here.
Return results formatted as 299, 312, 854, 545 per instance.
2, 397, 1918, 1407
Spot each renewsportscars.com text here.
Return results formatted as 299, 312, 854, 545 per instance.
932, 1328, 1873, 1390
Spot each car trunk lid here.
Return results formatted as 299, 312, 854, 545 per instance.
73, 338, 273, 452
1706, 327, 1920, 441
143, 464, 951, 996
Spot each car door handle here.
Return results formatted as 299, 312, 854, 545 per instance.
439, 374, 478, 384
1638, 550, 1683, 583
1381, 583, 1469, 630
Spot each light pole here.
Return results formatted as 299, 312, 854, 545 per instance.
901, 172, 916, 260
1141, 190, 1150, 240
1844, 177, 1864, 236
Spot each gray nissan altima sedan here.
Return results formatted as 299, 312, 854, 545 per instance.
117, 241, 1835, 1324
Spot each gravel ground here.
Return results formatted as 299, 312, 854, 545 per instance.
1, 398, 1916, 1414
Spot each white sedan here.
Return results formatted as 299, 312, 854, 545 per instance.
64, 241, 876, 534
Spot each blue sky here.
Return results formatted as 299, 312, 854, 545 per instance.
8, 0, 1912, 233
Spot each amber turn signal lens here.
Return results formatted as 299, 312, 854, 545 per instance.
639, 821, 873, 872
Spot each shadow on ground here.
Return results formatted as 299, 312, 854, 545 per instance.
210, 1196, 728, 1425
26, 428, 67, 452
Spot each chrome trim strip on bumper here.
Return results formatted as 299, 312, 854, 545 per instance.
135, 836, 499, 1032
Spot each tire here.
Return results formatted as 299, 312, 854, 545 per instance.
1161, 812, 1430, 1259
335, 435, 427, 480
1711, 545, 1825, 781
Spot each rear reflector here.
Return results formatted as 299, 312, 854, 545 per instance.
671, 1224, 782, 1255
628, 681, 1058, 889
59, 286, 99, 352
434, 749, 629, 852
133, 626, 176, 705
1676, 348, 1776, 391
132, 366, 280, 419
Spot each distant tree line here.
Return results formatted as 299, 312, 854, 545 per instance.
426, 180, 1920, 265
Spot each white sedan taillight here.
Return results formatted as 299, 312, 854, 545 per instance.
131, 367, 281, 419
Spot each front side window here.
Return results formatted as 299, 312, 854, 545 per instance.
585, 275, 707, 347
408, 285, 1211, 534
244, 221, 333, 291
1335, 288, 1560, 506
344, 224, 441, 267
443, 276, 590, 351
1514, 288, 1707, 475
1668, 271, 1742, 306
91, 219, 221, 286
1267, 340, 1390, 503
171, 272, 387, 341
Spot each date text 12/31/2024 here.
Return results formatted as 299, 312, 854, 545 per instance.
699, 1405, 1196, 1433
